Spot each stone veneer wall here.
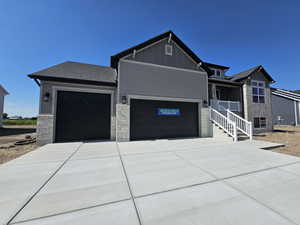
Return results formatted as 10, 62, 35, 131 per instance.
116, 104, 130, 142
36, 114, 54, 145
200, 108, 213, 137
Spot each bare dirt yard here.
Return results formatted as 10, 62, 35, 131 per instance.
255, 125, 300, 157
0, 125, 38, 164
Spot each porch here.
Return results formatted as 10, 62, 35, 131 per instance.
208, 81, 243, 115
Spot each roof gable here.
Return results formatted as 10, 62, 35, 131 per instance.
230, 65, 274, 82
111, 31, 212, 75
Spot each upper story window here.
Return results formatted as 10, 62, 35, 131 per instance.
165, 44, 173, 56
210, 69, 222, 77
252, 80, 265, 103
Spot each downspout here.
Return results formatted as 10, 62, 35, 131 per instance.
299, 102, 300, 126
294, 101, 298, 126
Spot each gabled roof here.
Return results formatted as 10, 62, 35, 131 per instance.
110, 30, 213, 75
28, 61, 117, 86
0, 84, 9, 95
230, 65, 274, 82
272, 88, 300, 101
204, 62, 230, 70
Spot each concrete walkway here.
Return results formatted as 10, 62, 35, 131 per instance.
1, 138, 300, 225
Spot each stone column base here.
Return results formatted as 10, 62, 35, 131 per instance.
200, 108, 213, 137
36, 114, 54, 146
116, 104, 130, 142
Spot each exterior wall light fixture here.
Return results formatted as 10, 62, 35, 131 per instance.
121, 95, 127, 104
43, 92, 50, 102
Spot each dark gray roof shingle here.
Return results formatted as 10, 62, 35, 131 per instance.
29, 61, 117, 85
230, 66, 260, 81
230, 65, 274, 82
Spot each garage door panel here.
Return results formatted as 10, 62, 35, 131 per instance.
55, 91, 111, 142
130, 99, 198, 140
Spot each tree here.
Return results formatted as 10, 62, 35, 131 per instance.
3, 113, 8, 119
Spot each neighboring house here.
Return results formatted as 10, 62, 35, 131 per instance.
271, 88, 300, 125
0, 84, 9, 127
293, 90, 300, 94
28, 31, 276, 145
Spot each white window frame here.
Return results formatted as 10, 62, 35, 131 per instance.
165, 44, 173, 56
252, 80, 265, 103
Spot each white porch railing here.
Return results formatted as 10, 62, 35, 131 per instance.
210, 99, 241, 112
209, 107, 237, 142
227, 110, 253, 140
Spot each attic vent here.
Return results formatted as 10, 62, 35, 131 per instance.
165, 44, 173, 56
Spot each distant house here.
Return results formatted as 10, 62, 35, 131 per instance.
293, 90, 300, 94
272, 88, 300, 125
0, 84, 9, 127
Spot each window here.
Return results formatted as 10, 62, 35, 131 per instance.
254, 117, 266, 128
216, 70, 221, 77
165, 44, 173, 56
252, 81, 265, 103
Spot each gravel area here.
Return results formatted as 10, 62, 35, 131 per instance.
0, 125, 38, 164
255, 125, 300, 157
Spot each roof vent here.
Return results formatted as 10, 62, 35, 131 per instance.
165, 44, 173, 56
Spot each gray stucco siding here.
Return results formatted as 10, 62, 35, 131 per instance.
118, 60, 208, 103
40, 81, 116, 115
124, 38, 200, 71
272, 95, 296, 125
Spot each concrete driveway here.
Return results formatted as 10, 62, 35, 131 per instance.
1, 138, 300, 225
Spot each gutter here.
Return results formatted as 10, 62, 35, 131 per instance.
28, 75, 117, 87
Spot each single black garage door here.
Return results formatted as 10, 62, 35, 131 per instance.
55, 91, 111, 142
130, 99, 199, 140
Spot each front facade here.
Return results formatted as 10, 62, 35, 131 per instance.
29, 31, 277, 145
0, 84, 9, 127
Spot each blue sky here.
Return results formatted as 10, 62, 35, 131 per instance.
0, 0, 299, 117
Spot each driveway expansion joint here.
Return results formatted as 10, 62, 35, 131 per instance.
10, 198, 132, 225
116, 142, 143, 225
174, 151, 300, 225
7, 143, 84, 225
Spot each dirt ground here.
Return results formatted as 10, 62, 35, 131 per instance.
255, 125, 300, 157
0, 125, 38, 164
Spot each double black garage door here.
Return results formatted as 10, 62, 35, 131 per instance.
55, 91, 111, 142
55, 92, 199, 142
130, 99, 199, 140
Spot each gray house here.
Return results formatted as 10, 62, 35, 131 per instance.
0, 84, 9, 127
29, 31, 276, 145
271, 88, 300, 125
